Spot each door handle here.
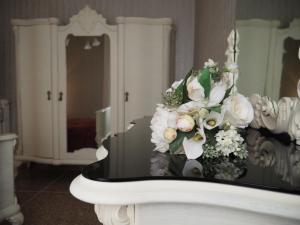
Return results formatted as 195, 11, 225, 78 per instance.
125, 92, 129, 102
58, 92, 63, 101
47, 91, 51, 100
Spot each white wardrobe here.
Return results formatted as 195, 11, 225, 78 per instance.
236, 19, 300, 100
12, 6, 172, 165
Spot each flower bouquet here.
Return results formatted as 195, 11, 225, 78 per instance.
150, 59, 254, 159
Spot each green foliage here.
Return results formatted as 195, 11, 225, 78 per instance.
197, 68, 211, 98
169, 130, 195, 154
182, 69, 194, 103
209, 106, 222, 113
224, 85, 233, 99
163, 90, 183, 107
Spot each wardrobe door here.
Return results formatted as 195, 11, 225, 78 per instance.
15, 24, 54, 158
118, 18, 172, 127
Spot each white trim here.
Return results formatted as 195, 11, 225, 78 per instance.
57, 6, 118, 159
236, 19, 280, 28
11, 18, 59, 26
116, 17, 172, 25
267, 18, 300, 100
95, 145, 109, 161
0, 134, 17, 142
70, 175, 300, 220
0, 203, 21, 222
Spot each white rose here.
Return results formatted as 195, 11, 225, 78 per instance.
186, 76, 205, 101
177, 115, 195, 132
163, 128, 177, 143
224, 93, 254, 128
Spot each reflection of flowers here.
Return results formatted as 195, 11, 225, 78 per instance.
247, 128, 300, 187
214, 159, 245, 181
182, 160, 203, 177
150, 152, 246, 182
246, 129, 275, 168
150, 151, 171, 176
289, 149, 300, 187
249, 141, 276, 168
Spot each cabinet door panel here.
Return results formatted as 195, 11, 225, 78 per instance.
124, 23, 171, 126
17, 25, 53, 158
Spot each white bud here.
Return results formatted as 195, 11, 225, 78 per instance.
198, 108, 209, 119
163, 128, 177, 143
177, 115, 195, 132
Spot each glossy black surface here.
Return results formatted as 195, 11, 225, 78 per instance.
82, 118, 300, 195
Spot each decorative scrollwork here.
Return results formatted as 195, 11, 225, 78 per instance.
69, 5, 107, 33
94, 204, 135, 225
249, 80, 300, 145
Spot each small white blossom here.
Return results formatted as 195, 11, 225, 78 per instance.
215, 127, 244, 156
204, 58, 217, 68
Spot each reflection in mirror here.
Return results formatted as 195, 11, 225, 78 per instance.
66, 34, 110, 152
235, 0, 300, 100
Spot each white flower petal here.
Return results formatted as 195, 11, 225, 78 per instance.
208, 83, 226, 106
177, 101, 204, 113
204, 111, 224, 130
224, 94, 254, 128
187, 77, 205, 101
183, 137, 204, 160
171, 79, 183, 89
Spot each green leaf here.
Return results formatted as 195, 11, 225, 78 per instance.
169, 130, 195, 154
224, 85, 233, 100
210, 106, 221, 113
197, 68, 211, 98
182, 69, 193, 103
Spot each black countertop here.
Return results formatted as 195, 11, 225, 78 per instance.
82, 118, 300, 195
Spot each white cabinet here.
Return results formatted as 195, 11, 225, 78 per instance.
12, 6, 171, 165
13, 19, 58, 160
117, 17, 171, 127
236, 19, 300, 100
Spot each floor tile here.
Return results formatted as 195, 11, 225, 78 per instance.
21, 192, 99, 225
44, 170, 82, 193
16, 191, 38, 206
0, 220, 11, 225
15, 163, 65, 192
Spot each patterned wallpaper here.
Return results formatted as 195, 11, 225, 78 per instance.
193, 0, 236, 68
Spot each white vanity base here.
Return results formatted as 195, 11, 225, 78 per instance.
0, 202, 24, 225
0, 134, 23, 225
94, 203, 300, 225
70, 175, 300, 225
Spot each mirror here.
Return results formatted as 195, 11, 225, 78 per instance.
66, 34, 110, 152
235, 0, 300, 100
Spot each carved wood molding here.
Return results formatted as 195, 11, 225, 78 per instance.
225, 29, 239, 65
69, 5, 111, 33
94, 204, 135, 225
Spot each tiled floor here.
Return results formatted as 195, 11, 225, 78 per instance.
1, 163, 100, 225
